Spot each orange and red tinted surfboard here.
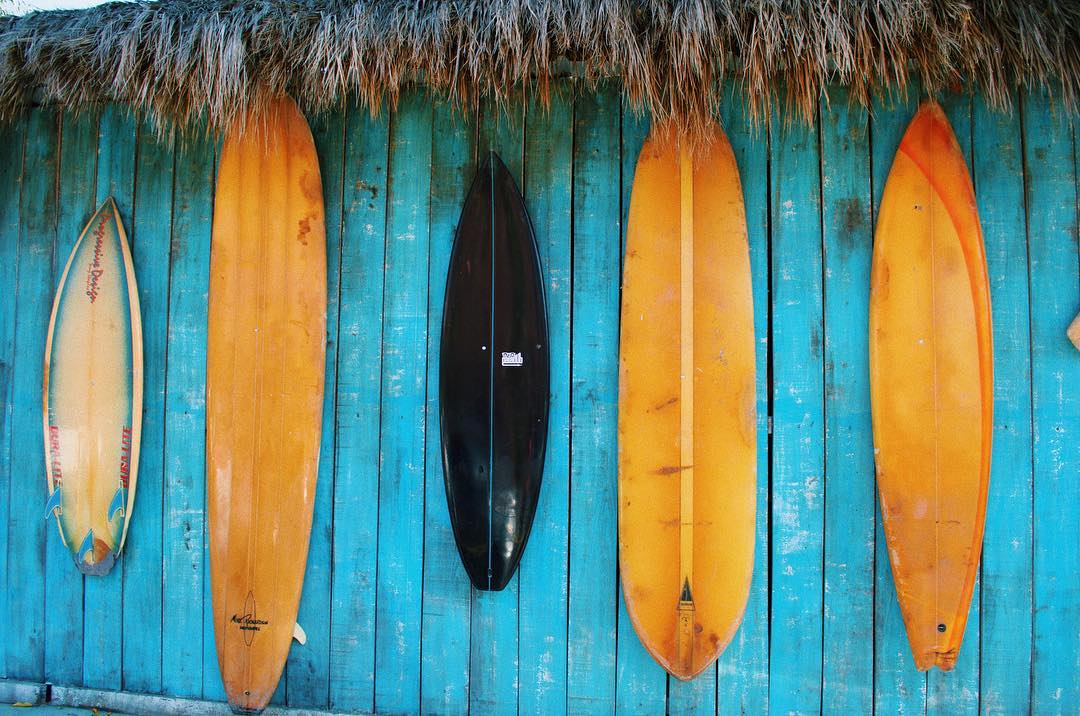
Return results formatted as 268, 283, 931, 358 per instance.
619, 125, 756, 680
207, 94, 326, 713
43, 198, 142, 575
870, 101, 993, 671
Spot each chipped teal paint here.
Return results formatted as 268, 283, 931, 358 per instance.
820, 85, 874, 715
6, 108, 58, 683
123, 114, 172, 696
975, 91, 1033, 715
0, 88, 1077, 714
44, 108, 98, 687
421, 96, 474, 715
374, 88, 432, 714
161, 121, 214, 701
1025, 85, 1080, 715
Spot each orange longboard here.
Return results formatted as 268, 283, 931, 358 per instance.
618, 125, 756, 680
43, 198, 142, 575
869, 101, 993, 671
207, 94, 326, 712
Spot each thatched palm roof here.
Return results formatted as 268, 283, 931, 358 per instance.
0, 0, 1077, 134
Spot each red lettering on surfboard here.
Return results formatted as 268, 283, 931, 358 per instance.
84, 217, 108, 303
49, 425, 63, 486
119, 426, 132, 488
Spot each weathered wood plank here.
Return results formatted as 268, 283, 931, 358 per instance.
5, 107, 59, 683
327, 103, 388, 713
1024, 85, 1080, 715
373, 88, 432, 714
972, 90, 1033, 715
567, 82, 621, 715
160, 125, 214, 700
284, 104, 347, 710
768, 95, 825, 714
613, 102, 668, 716
0, 110, 26, 684
716, 81, 771, 716
419, 96, 475, 716
820, 84, 875, 715
870, 84, 929, 715
81, 104, 137, 692
469, 92, 525, 716
122, 113, 173, 695
43, 108, 98, 687
516, 82, 573, 716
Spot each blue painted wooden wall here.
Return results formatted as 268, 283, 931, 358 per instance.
0, 80, 1077, 714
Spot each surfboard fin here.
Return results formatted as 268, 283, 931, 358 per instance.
293, 623, 307, 645
78, 530, 95, 565
108, 487, 126, 521
44, 488, 62, 518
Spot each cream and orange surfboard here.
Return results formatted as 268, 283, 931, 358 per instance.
618, 125, 756, 680
870, 100, 993, 671
43, 198, 142, 576
207, 94, 326, 713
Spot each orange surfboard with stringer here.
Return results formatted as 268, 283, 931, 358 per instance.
870, 100, 993, 671
207, 94, 326, 713
618, 125, 756, 680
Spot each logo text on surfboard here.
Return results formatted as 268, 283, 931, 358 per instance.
501, 352, 523, 367
84, 217, 109, 303
119, 426, 132, 487
48, 425, 63, 486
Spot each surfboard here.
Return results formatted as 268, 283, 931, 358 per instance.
869, 100, 993, 671
207, 94, 326, 713
440, 151, 549, 591
618, 126, 756, 680
43, 197, 142, 576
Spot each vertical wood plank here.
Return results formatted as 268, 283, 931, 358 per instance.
613, 102, 668, 716
82, 103, 137, 692
373, 88, 432, 714
567, 81, 621, 715
160, 126, 213, 699
768, 97, 825, 714
820, 84, 875, 715
420, 96, 475, 716
716, 80, 772, 716
668, 673, 716, 715
516, 82, 574, 716
927, 88, 981, 716
327, 103, 388, 713
469, 92, 525, 716
43, 108, 99, 687
972, 90, 1033, 715
1024, 85, 1080, 715
0, 113, 26, 682
463, 93, 525, 715
285, 105, 347, 709
870, 85, 929, 715
121, 113, 173, 695
5, 107, 59, 683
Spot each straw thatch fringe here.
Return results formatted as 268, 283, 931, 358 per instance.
0, 0, 1077, 137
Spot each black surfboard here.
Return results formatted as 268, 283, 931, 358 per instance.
440, 152, 550, 591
